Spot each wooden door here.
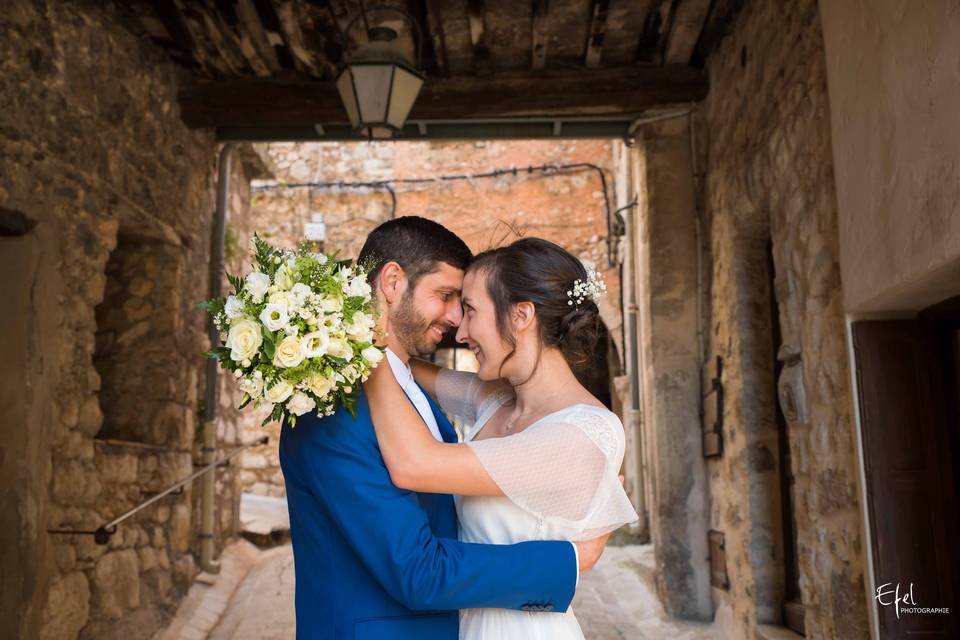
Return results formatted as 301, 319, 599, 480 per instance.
852, 320, 958, 638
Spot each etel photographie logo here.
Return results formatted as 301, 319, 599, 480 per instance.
875, 582, 950, 620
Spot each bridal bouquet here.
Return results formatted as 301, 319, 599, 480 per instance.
201, 235, 384, 427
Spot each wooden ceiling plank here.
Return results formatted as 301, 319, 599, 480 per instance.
250, 0, 298, 70
531, 0, 550, 70
422, 0, 451, 76
664, 0, 712, 65
178, 64, 708, 127
466, 0, 492, 75
583, 0, 610, 68
275, 0, 335, 77
235, 0, 284, 74
150, 0, 202, 68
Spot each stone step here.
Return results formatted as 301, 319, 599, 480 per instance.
239, 493, 290, 548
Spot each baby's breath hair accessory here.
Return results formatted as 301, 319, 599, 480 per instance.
567, 267, 607, 307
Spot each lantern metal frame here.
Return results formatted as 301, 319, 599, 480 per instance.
335, 6, 426, 139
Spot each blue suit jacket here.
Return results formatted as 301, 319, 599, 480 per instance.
279, 388, 577, 640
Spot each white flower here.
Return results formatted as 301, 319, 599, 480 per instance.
264, 379, 294, 404
300, 331, 330, 358
319, 296, 342, 313
269, 290, 298, 312
238, 376, 263, 399
345, 311, 375, 342
346, 276, 372, 299
291, 282, 312, 303
273, 336, 306, 368
244, 272, 270, 303
259, 303, 289, 332
274, 266, 295, 291
326, 336, 353, 360
224, 295, 243, 320
304, 373, 333, 398
286, 391, 316, 416
225, 318, 262, 362
361, 346, 384, 366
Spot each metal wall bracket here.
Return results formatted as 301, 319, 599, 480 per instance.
702, 355, 724, 458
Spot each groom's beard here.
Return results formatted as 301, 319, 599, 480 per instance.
391, 292, 447, 358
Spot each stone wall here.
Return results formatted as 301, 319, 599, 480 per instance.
819, 0, 960, 313
0, 2, 247, 638
236, 139, 623, 496
700, 0, 869, 638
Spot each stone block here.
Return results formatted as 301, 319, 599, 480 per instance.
96, 450, 138, 483
169, 503, 191, 553
77, 396, 103, 437
93, 549, 140, 619
40, 571, 90, 640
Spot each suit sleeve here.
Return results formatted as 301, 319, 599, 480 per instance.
303, 408, 578, 613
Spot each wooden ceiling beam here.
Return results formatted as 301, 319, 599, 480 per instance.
178, 65, 708, 128
530, 0, 549, 70
416, 0, 449, 76
584, 0, 610, 68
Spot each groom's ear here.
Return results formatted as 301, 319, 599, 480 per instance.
378, 261, 407, 304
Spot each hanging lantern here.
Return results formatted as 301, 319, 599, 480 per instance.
335, 9, 425, 140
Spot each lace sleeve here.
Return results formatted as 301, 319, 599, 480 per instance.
434, 368, 486, 423
465, 407, 638, 539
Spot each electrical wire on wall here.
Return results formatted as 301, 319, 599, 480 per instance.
252, 162, 628, 267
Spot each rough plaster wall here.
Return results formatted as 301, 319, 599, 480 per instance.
819, 0, 960, 313
702, 0, 869, 638
635, 118, 713, 621
236, 139, 622, 495
0, 2, 224, 638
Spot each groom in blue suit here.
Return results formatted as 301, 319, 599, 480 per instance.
280, 217, 607, 639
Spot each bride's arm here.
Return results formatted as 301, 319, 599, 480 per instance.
364, 361, 504, 497
408, 357, 442, 401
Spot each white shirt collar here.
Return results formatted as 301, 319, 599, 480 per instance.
385, 347, 414, 391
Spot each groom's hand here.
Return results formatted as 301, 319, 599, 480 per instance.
575, 532, 611, 573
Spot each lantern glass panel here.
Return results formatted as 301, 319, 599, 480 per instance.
387, 66, 424, 130
350, 64, 394, 124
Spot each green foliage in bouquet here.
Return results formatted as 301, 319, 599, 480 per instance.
200, 234, 385, 428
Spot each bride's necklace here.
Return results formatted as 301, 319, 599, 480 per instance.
503, 377, 575, 432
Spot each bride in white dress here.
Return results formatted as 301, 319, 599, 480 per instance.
364, 237, 638, 640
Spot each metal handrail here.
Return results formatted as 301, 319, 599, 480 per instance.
47, 435, 269, 545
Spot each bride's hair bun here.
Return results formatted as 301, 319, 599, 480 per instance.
468, 238, 602, 373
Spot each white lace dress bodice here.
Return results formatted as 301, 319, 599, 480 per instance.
435, 369, 639, 640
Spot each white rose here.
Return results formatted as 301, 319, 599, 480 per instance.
286, 391, 316, 416
305, 373, 333, 398
264, 379, 294, 404
273, 336, 305, 368
300, 331, 330, 358
326, 336, 353, 360
238, 376, 263, 399
346, 276, 372, 299
319, 296, 343, 313
244, 272, 270, 302
225, 318, 262, 362
310, 252, 328, 265
224, 295, 243, 320
259, 303, 289, 332
268, 290, 298, 313
361, 346, 384, 366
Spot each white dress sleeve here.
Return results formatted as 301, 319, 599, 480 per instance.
434, 368, 508, 424
465, 407, 639, 540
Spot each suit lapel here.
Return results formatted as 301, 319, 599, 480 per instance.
423, 389, 459, 444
